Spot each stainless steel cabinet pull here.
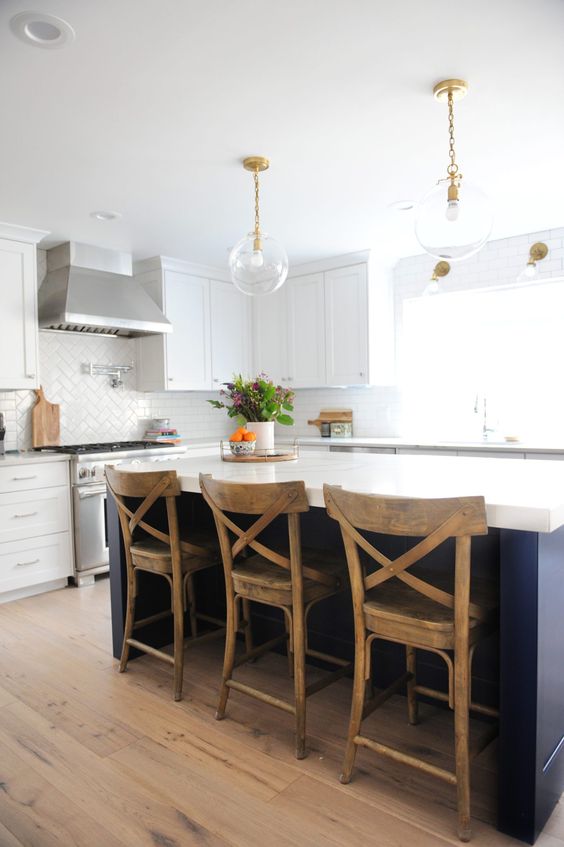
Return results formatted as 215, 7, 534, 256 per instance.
78, 489, 106, 499
12, 475, 38, 481
13, 512, 38, 519
16, 559, 40, 567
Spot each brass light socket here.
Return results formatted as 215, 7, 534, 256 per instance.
529, 242, 548, 262
431, 261, 451, 281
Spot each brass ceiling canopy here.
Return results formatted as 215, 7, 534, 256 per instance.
433, 79, 468, 102
243, 156, 270, 173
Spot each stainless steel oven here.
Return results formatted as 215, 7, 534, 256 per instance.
34, 441, 187, 586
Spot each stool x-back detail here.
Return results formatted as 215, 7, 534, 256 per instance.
324, 484, 499, 841
106, 466, 223, 701
200, 474, 352, 759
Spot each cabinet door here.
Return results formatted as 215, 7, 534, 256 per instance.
164, 272, 211, 390
286, 273, 326, 388
325, 264, 368, 385
210, 280, 251, 386
0, 239, 38, 390
252, 286, 287, 385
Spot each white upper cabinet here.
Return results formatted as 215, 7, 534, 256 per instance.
0, 237, 40, 390
324, 264, 368, 385
210, 280, 251, 386
135, 258, 251, 391
165, 272, 211, 391
136, 250, 395, 392
252, 285, 287, 385
286, 273, 326, 388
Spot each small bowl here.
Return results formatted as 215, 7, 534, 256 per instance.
229, 440, 256, 456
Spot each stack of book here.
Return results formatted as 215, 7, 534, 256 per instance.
144, 426, 182, 444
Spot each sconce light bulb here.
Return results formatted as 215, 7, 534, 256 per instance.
445, 199, 460, 221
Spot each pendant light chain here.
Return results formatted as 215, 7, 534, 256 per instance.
254, 169, 261, 236
447, 91, 459, 179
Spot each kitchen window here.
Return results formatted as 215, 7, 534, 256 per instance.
399, 277, 564, 440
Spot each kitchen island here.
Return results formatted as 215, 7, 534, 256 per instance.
107, 450, 564, 844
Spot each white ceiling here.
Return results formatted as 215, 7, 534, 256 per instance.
1, 0, 564, 267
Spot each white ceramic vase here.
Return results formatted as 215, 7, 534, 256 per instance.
252, 421, 275, 451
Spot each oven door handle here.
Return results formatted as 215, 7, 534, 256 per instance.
77, 486, 107, 499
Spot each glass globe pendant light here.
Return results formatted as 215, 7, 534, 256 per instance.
228, 156, 288, 296
414, 79, 493, 261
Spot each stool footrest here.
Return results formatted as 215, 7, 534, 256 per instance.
363, 672, 413, 720
126, 638, 175, 665
305, 662, 353, 697
305, 647, 350, 668
354, 734, 457, 785
233, 633, 288, 668
132, 609, 172, 630
226, 679, 295, 714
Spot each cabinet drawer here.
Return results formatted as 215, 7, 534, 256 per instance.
0, 461, 69, 494
0, 486, 70, 543
0, 533, 72, 594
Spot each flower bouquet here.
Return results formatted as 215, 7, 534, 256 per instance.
208, 373, 294, 426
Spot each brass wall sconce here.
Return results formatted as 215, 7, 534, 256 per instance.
517, 242, 549, 282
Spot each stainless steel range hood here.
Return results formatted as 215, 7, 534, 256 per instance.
38, 242, 172, 336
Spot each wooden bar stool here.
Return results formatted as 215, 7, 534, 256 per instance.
324, 484, 499, 842
106, 465, 223, 701
200, 473, 352, 759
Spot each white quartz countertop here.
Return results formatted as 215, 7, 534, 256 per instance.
296, 436, 564, 454
119, 450, 564, 533
0, 451, 71, 468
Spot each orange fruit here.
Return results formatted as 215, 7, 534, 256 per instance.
243, 431, 256, 442
229, 431, 243, 442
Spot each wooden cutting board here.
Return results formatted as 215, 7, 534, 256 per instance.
32, 387, 61, 448
307, 409, 353, 430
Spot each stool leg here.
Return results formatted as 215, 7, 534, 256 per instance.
241, 597, 254, 654
216, 589, 237, 720
172, 574, 185, 702
185, 572, 198, 638
284, 608, 294, 678
119, 567, 137, 673
454, 647, 472, 841
292, 607, 307, 760
406, 645, 419, 725
340, 633, 367, 784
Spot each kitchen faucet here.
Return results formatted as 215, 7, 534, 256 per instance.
475, 394, 495, 439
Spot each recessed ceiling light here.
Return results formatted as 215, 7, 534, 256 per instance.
90, 210, 122, 222
388, 200, 415, 211
10, 12, 75, 49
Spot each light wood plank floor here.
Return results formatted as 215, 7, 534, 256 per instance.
0, 578, 562, 847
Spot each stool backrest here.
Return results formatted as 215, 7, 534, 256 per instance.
323, 484, 488, 622
106, 464, 181, 552
200, 474, 336, 591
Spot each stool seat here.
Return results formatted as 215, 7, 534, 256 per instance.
232, 549, 344, 605
131, 535, 217, 575
364, 573, 497, 649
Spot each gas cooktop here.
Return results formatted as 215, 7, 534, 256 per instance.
33, 441, 176, 455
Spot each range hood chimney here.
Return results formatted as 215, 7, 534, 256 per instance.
38, 242, 172, 337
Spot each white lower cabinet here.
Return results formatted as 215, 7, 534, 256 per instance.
0, 460, 73, 602
0, 534, 72, 595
